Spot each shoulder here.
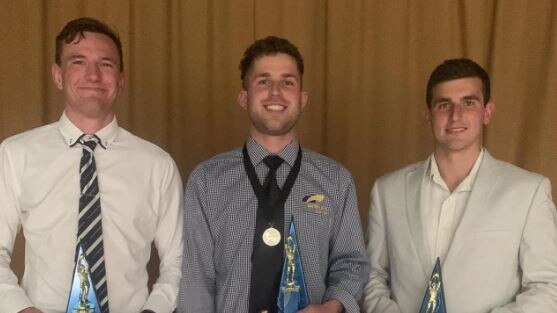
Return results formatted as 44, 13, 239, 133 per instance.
487, 154, 548, 187
301, 148, 354, 183
188, 147, 243, 182
374, 160, 425, 187
115, 127, 174, 163
1, 123, 58, 153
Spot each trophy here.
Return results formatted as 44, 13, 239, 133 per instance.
277, 220, 309, 313
419, 258, 447, 313
66, 246, 101, 313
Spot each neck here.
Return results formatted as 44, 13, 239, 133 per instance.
66, 111, 114, 135
433, 147, 481, 192
250, 131, 296, 154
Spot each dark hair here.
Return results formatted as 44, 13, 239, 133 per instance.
239, 36, 304, 89
55, 17, 123, 71
426, 58, 490, 107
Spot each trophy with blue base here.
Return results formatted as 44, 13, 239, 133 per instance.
277, 220, 309, 313
66, 245, 101, 313
419, 257, 447, 313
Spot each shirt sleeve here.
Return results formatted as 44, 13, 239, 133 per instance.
490, 177, 557, 312
362, 181, 402, 313
323, 172, 370, 313
176, 166, 216, 313
0, 142, 35, 313
142, 156, 184, 313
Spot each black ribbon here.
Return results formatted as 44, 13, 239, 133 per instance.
243, 144, 302, 313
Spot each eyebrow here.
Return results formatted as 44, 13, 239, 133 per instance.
65, 53, 118, 64
462, 95, 481, 101
433, 94, 481, 104
253, 72, 299, 80
432, 97, 451, 105
254, 73, 271, 79
281, 73, 298, 80
66, 53, 86, 60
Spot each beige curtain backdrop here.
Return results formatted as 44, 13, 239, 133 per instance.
2, 0, 556, 288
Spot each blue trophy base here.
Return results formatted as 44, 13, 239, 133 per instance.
73, 303, 95, 313
280, 287, 301, 313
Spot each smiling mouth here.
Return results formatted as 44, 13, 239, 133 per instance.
79, 87, 106, 92
446, 127, 467, 133
264, 104, 287, 111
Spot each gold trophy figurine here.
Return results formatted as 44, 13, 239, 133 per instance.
284, 236, 300, 291
418, 257, 447, 313
278, 220, 309, 312
425, 273, 441, 313
285, 236, 299, 292
75, 254, 93, 313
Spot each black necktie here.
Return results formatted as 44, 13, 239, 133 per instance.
249, 155, 285, 313
78, 136, 109, 313
263, 155, 284, 208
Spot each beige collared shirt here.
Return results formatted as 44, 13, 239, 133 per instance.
0, 113, 183, 313
420, 149, 484, 266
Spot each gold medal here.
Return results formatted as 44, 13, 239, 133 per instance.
262, 227, 281, 246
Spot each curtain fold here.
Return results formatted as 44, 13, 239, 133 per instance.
2, 0, 556, 283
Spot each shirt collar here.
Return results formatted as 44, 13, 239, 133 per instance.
245, 137, 300, 167
427, 148, 485, 192
58, 111, 119, 149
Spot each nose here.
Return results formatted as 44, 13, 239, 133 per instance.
449, 103, 463, 120
269, 81, 282, 96
85, 63, 101, 81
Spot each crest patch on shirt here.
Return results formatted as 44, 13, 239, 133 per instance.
302, 194, 329, 215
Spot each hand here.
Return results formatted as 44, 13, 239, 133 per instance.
298, 299, 343, 313
18, 308, 43, 313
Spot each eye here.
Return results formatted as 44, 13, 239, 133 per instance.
283, 79, 295, 86
71, 59, 85, 65
435, 102, 450, 110
257, 79, 270, 86
100, 62, 115, 68
464, 99, 476, 106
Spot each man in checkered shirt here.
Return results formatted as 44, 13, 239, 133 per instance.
178, 36, 369, 313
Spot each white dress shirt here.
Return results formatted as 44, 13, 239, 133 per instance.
0, 113, 183, 313
420, 150, 484, 266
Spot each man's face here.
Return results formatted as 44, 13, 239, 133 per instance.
52, 32, 124, 120
426, 77, 495, 154
238, 53, 308, 140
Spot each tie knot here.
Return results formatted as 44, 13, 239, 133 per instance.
263, 155, 284, 171
79, 136, 99, 151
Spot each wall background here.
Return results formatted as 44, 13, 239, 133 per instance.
2, 0, 556, 288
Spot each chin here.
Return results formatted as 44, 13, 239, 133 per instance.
253, 126, 296, 138
441, 143, 476, 153
263, 129, 292, 136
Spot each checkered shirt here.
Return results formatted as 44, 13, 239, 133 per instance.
178, 138, 369, 313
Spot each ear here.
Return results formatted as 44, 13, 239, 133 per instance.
483, 101, 496, 125
117, 72, 125, 95
52, 63, 63, 90
237, 90, 248, 110
300, 91, 308, 109
424, 107, 432, 125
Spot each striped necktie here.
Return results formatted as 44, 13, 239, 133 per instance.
78, 136, 109, 313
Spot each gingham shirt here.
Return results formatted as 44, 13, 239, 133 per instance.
178, 138, 369, 313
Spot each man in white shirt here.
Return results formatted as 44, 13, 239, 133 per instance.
363, 58, 557, 312
0, 17, 183, 313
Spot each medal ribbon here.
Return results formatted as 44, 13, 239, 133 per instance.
243, 144, 302, 313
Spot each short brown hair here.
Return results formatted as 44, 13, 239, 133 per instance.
239, 36, 304, 89
55, 17, 123, 71
426, 58, 490, 107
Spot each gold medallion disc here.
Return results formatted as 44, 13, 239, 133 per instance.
262, 227, 281, 246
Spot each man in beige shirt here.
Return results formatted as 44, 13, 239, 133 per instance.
364, 58, 557, 313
